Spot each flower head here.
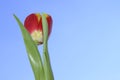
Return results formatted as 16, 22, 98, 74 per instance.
24, 13, 52, 45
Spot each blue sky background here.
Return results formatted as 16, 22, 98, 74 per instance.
1, 0, 120, 80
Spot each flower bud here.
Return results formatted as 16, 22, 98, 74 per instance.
24, 13, 52, 45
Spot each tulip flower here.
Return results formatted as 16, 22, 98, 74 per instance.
14, 14, 54, 80
24, 13, 52, 45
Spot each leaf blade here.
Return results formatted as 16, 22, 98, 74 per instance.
14, 14, 45, 80
42, 13, 54, 80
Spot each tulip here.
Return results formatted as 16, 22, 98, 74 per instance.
24, 13, 52, 45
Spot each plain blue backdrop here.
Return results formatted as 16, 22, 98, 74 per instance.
1, 0, 120, 80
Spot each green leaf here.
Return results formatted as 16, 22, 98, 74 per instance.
14, 14, 45, 80
42, 13, 54, 80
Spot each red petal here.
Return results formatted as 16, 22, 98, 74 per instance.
24, 14, 39, 34
46, 15, 53, 36
37, 15, 43, 32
